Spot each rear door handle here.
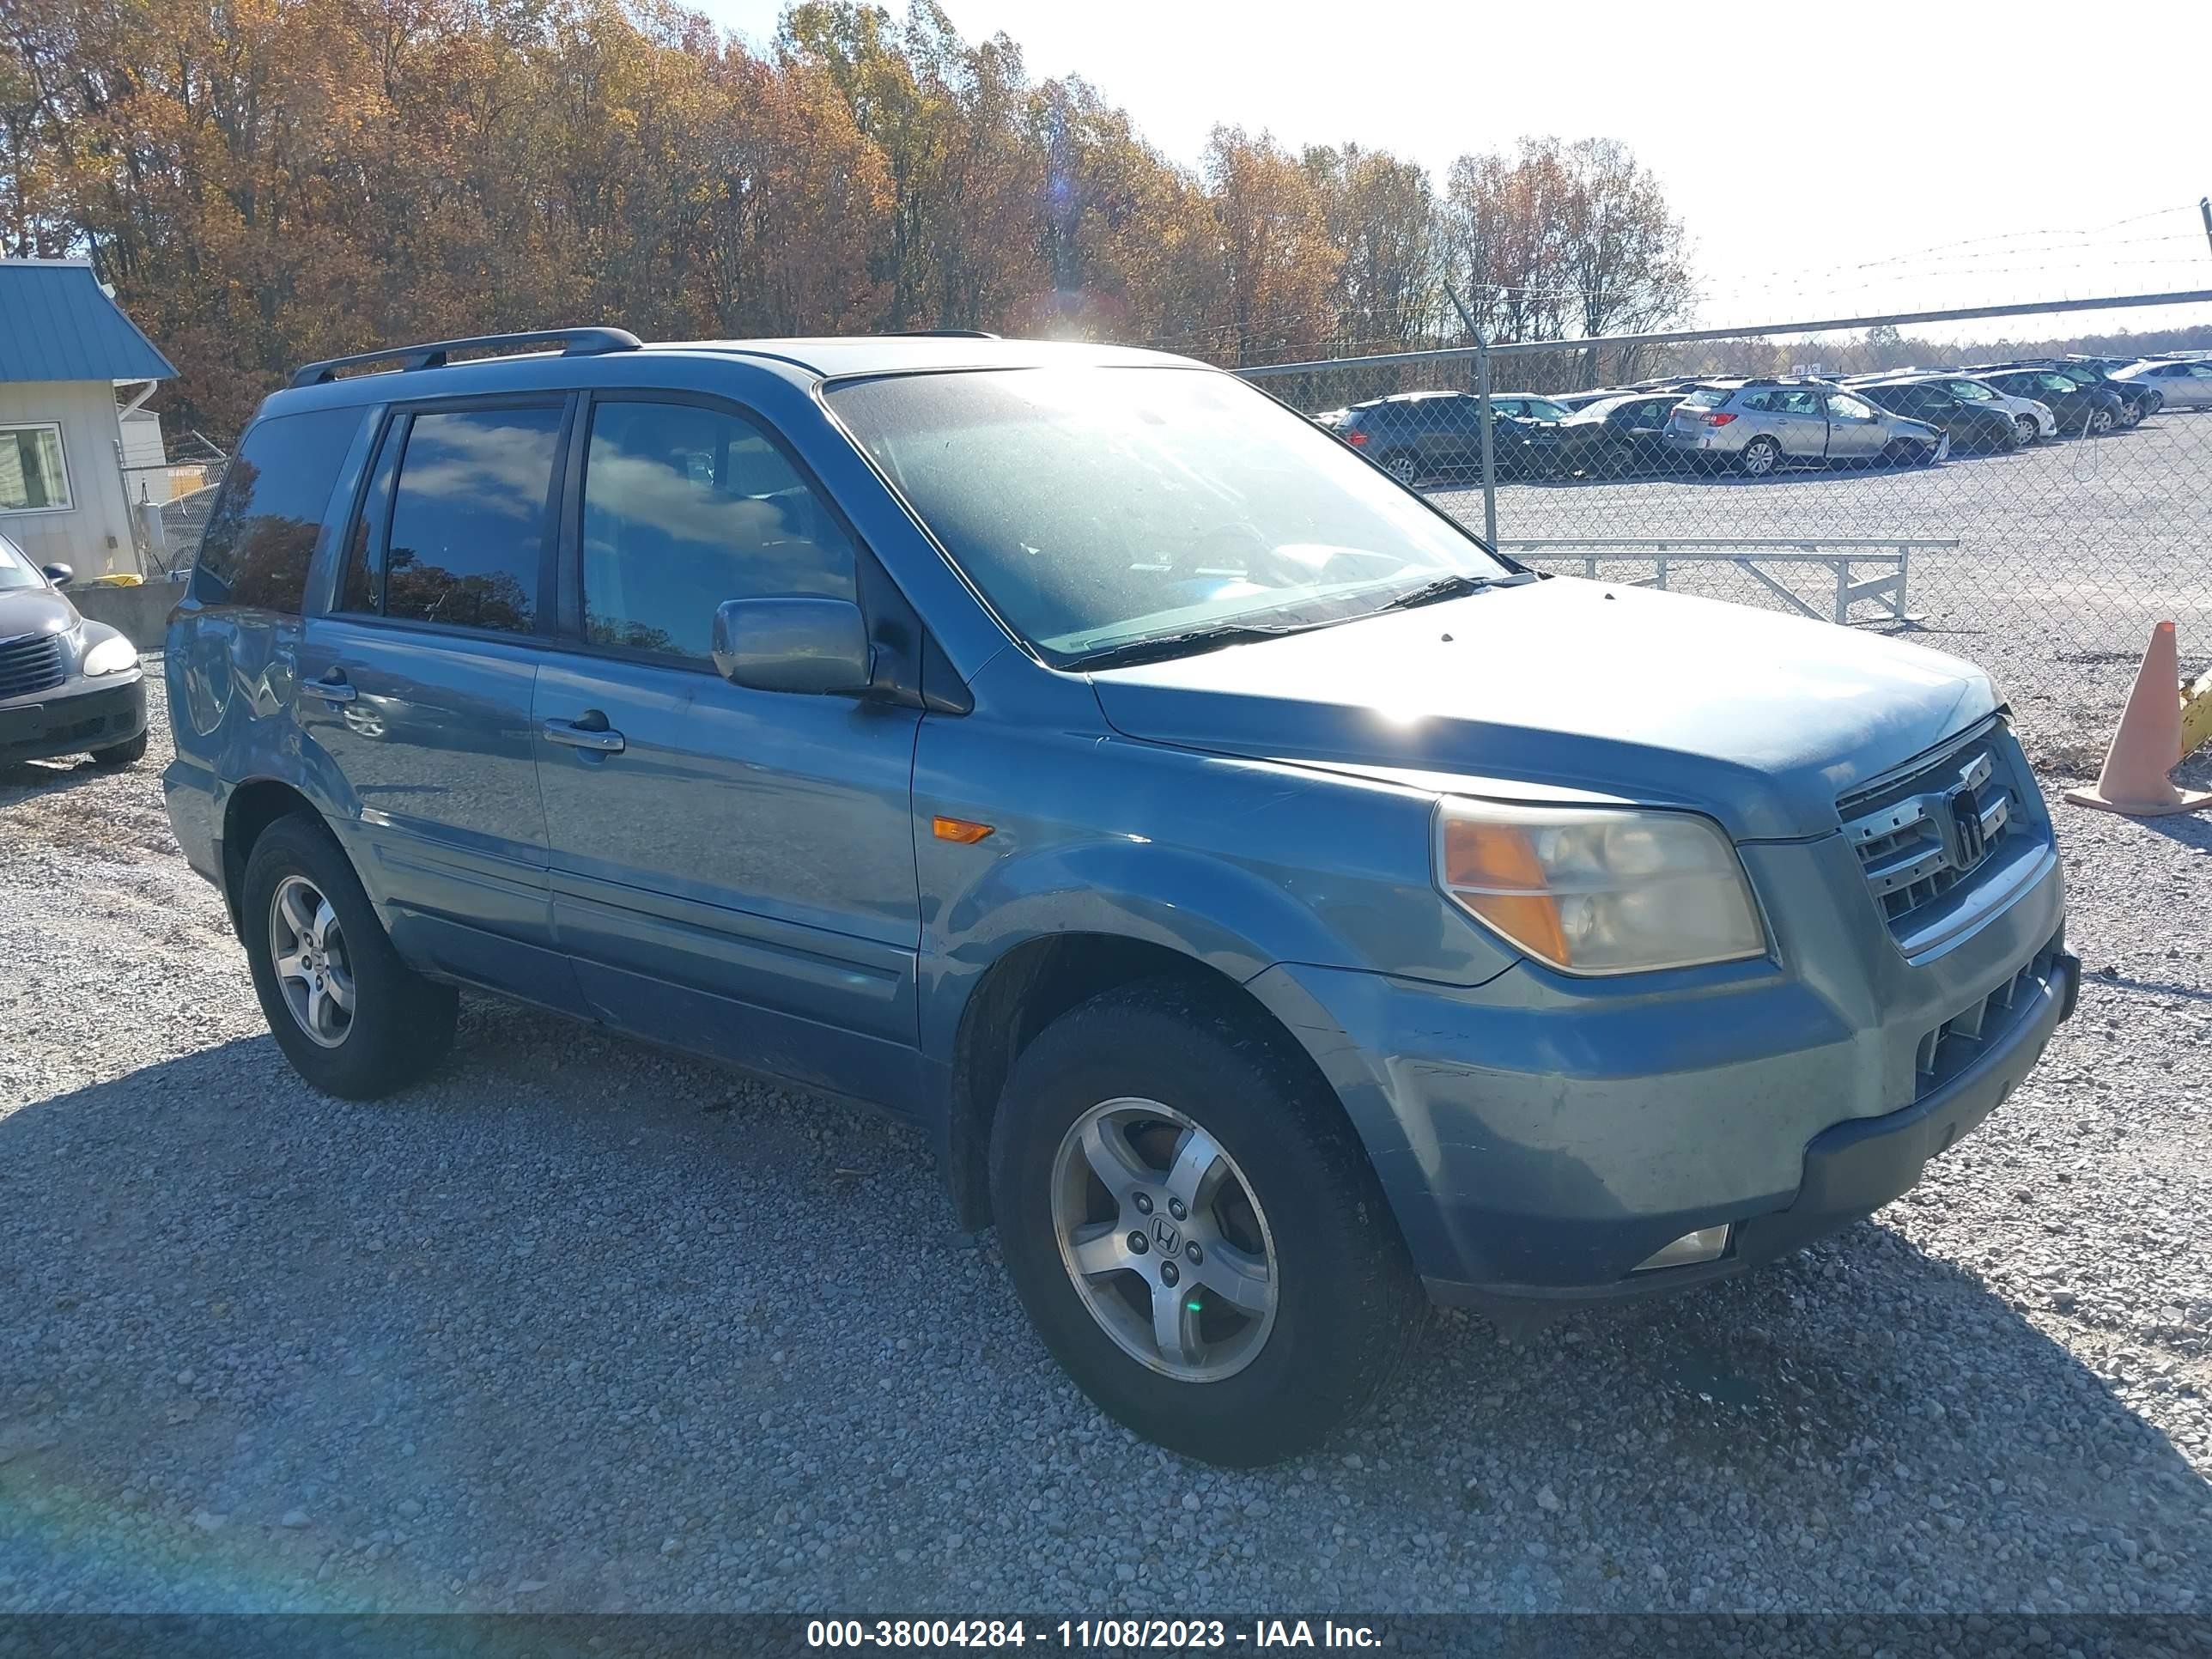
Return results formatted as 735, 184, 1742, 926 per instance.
542, 717, 625, 754
313, 672, 356, 705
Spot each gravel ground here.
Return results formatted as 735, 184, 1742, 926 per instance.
1429, 405, 2212, 772
2, 672, 2209, 1620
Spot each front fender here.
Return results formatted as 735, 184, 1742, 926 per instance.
915, 714, 1522, 1062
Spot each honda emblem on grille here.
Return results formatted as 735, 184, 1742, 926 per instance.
1948, 785, 1986, 868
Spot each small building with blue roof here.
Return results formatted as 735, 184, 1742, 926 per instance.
0, 258, 177, 578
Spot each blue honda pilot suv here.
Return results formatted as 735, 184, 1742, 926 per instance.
163, 328, 2076, 1465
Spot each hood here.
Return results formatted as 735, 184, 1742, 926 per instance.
0, 585, 77, 643
1086, 578, 2000, 841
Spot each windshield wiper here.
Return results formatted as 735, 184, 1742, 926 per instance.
1374, 569, 1535, 612
1063, 619, 1329, 672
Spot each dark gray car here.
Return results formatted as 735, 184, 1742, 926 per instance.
0, 534, 149, 768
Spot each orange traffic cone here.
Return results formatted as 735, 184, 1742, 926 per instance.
2063, 621, 2212, 816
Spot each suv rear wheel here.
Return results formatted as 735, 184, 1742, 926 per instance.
1736, 435, 1781, 477
241, 813, 457, 1098
1379, 449, 1420, 486
989, 981, 1424, 1466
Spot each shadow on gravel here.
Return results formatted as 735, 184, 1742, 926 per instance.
0, 756, 136, 799
3, 1012, 2209, 1612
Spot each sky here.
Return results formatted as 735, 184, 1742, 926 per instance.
695, 0, 2212, 344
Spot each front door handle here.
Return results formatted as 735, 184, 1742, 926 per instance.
542, 716, 625, 754
313, 672, 357, 705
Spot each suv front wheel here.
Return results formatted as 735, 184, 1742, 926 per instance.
241, 813, 457, 1098
990, 981, 1425, 1467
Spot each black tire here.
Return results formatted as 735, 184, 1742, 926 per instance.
989, 979, 1425, 1467
2013, 414, 2039, 447
240, 811, 456, 1098
88, 729, 148, 768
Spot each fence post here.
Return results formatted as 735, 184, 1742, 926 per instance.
1444, 283, 1498, 548
1475, 338, 1498, 548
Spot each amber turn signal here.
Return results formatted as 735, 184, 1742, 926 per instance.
933, 815, 995, 844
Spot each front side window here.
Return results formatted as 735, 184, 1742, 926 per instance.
580, 400, 856, 663
380, 406, 562, 633
0, 423, 70, 512
192, 407, 362, 611
1942, 380, 1995, 402
827, 367, 1512, 665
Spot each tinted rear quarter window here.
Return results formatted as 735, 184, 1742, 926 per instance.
191, 408, 362, 611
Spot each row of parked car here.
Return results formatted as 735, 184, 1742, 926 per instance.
1313, 353, 2212, 484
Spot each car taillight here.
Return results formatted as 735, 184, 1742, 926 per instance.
1704, 412, 1737, 427
1343, 430, 1369, 447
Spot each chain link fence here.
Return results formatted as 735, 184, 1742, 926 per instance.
118, 456, 226, 580
1243, 292, 2212, 772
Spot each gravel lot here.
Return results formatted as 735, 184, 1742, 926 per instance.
2, 672, 2209, 1620
1431, 406, 2212, 771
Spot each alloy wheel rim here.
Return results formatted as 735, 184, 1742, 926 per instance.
1048, 1097, 1279, 1383
269, 874, 356, 1048
1744, 441, 1775, 475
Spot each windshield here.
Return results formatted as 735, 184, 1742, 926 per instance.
0, 537, 46, 592
827, 367, 1512, 665
1521, 398, 1572, 421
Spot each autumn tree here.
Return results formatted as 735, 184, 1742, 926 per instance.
1203, 126, 1340, 368
0, 0, 1706, 433
1442, 136, 1692, 383
1303, 143, 1439, 352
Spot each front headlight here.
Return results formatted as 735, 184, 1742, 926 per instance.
1434, 798, 1765, 975
81, 634, 140, 677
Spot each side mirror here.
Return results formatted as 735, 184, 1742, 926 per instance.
711, 596, 873, 695
41, 563, 72, 586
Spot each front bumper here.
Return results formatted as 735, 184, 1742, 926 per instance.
1249, 819, 2071, 1312
0, 671, 147, 763
1425, 945, 2076, 1310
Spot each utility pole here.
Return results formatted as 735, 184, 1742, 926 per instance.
2202, 197, 2212, 261
1443, 283, 1498, 548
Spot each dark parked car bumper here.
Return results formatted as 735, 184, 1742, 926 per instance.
0, 671, 148, 763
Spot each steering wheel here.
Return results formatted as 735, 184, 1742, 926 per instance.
1172, 519, 1314, 588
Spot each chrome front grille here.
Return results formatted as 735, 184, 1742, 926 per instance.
0, 632, 66, 701
1839, 722, 2024, 940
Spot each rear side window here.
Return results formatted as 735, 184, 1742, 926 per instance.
192, 408, 362, 611
380, 406, 562, 634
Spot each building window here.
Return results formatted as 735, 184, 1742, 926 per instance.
0, 423, 71, 513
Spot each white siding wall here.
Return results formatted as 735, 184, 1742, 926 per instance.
0, 380, 137, 578
118, 406, 167, 472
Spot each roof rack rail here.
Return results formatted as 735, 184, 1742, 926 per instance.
894, 329, 1000, 339
289, 326, 644, 388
